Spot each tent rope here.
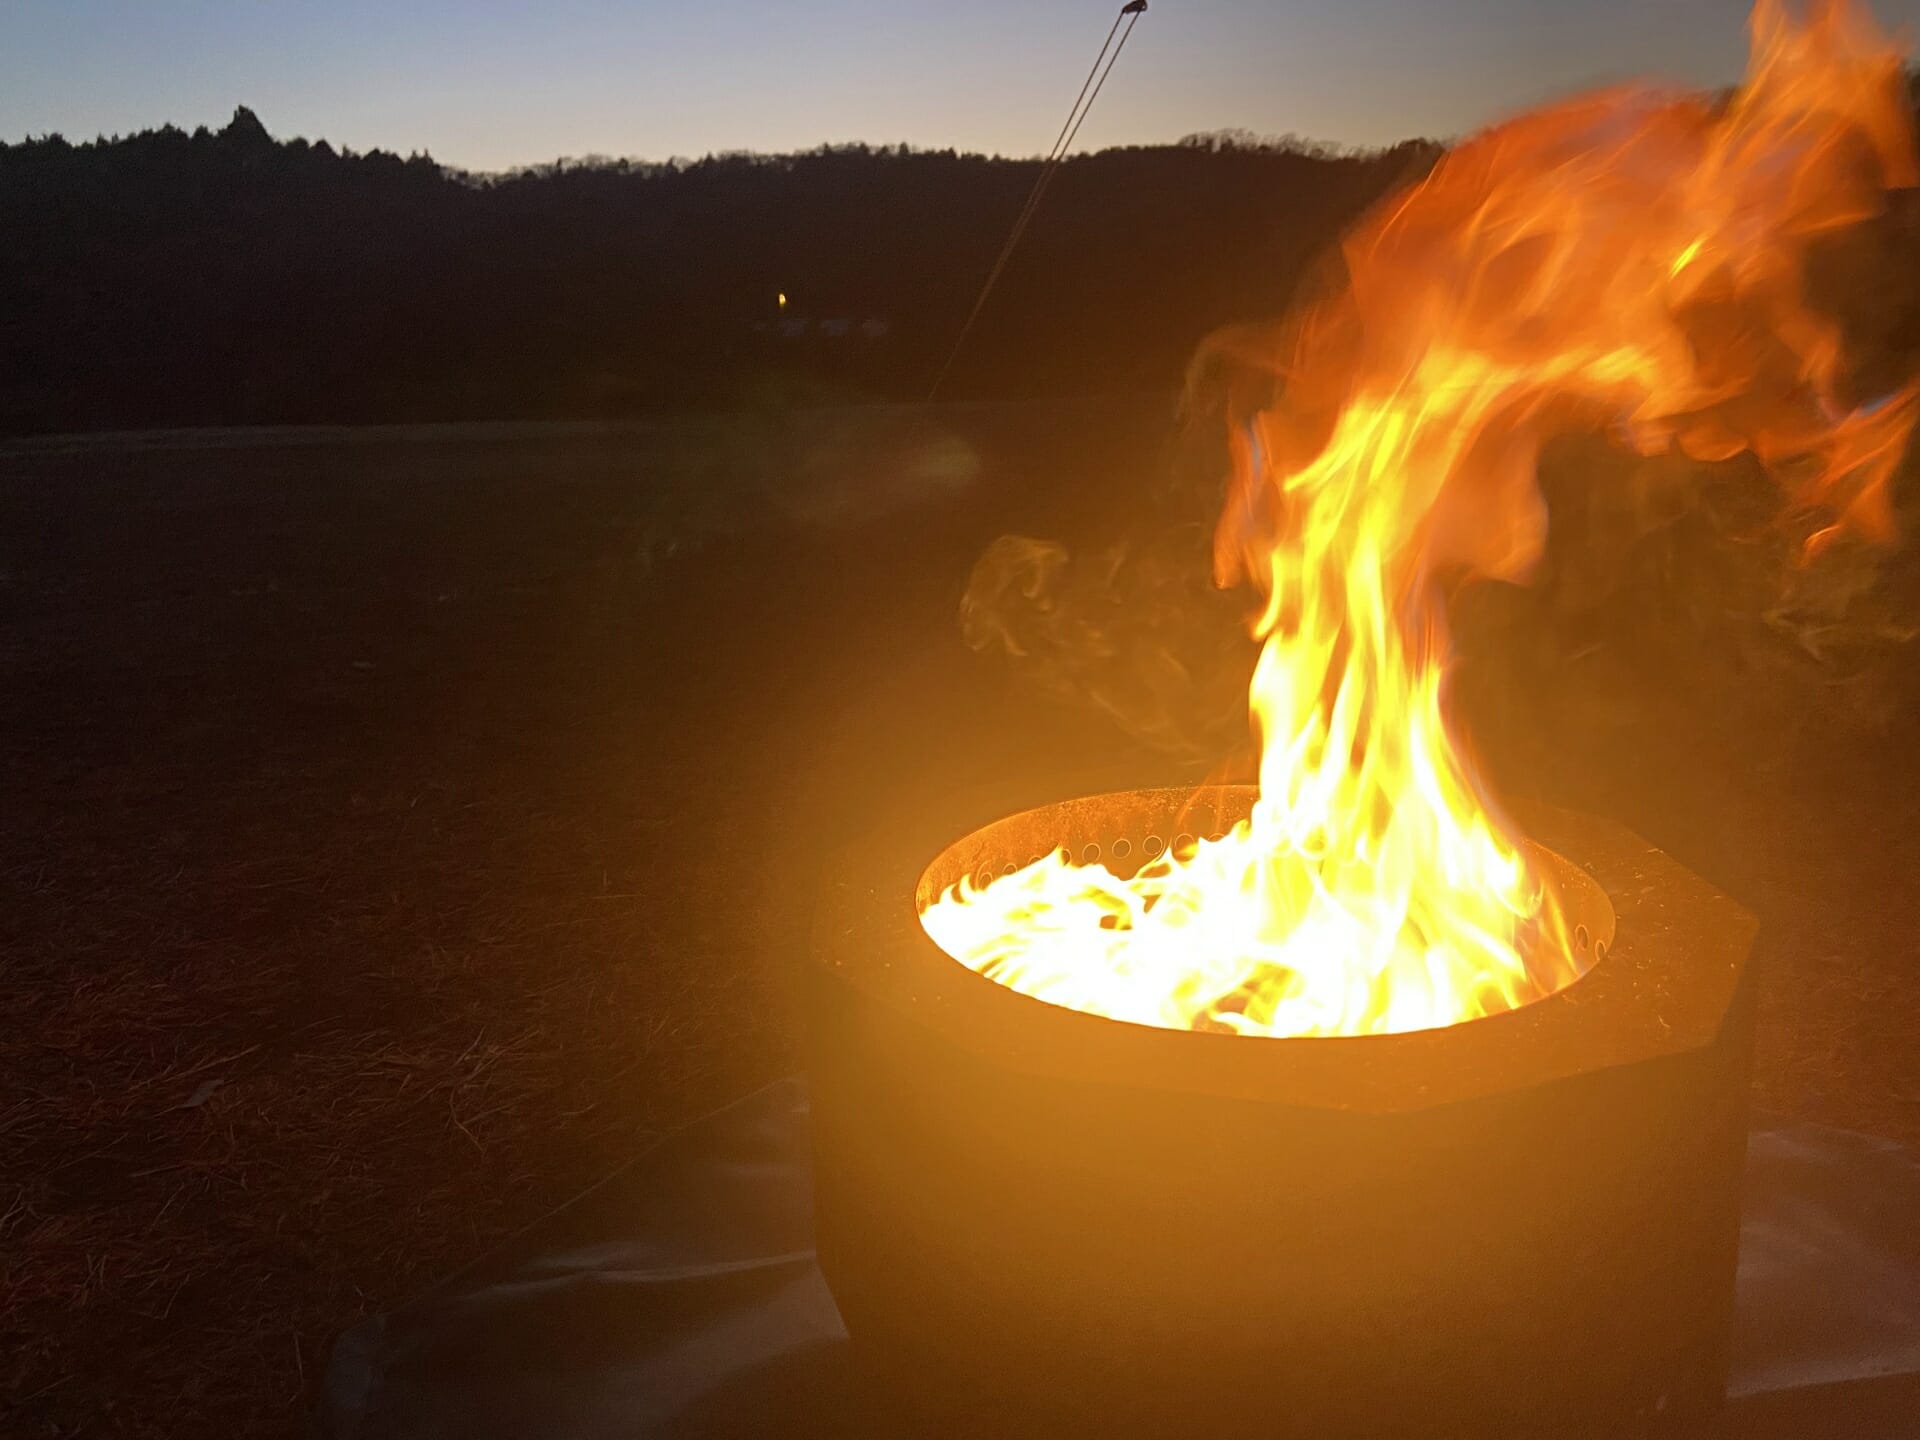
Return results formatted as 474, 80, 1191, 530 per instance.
926, 1, 1148, 403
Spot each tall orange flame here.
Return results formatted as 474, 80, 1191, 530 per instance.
922, 0, 1919, 1037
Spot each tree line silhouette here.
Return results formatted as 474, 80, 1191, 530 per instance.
0, 106, 1443, 435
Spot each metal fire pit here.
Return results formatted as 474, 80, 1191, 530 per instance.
805, 786, 1757, 1438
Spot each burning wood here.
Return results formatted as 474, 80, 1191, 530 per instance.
919, 0, 1918, 1038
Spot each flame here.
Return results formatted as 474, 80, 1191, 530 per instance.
921, 0, 1919, 1038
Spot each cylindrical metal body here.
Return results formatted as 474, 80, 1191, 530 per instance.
805, 789, 1756, 1438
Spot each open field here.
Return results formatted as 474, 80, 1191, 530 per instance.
3, 407, 1918, 1436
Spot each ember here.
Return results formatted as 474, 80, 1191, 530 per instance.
919, 0, 1918, 1038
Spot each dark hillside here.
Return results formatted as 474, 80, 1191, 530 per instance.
0, 109, 1437, 435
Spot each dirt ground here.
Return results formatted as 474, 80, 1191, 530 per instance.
2, 406, 1916, 1436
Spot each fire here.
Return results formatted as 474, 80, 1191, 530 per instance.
922, 0, 1919, 1037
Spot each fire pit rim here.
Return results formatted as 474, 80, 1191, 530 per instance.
813, 783, 1756, 1113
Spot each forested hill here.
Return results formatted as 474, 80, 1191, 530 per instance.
0, 107, 1438, 435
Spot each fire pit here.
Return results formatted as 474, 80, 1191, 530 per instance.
804, 4, 1910, 1433
806, 787, 1757, 1437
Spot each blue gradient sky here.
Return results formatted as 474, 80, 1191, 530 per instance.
5, 1, 1919, 171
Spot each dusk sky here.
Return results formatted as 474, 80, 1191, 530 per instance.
6, 0, 1920, 172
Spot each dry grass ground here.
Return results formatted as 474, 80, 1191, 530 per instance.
1, 407, 1916, 1436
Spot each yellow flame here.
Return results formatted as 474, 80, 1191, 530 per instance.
921, 0, 1920, 1038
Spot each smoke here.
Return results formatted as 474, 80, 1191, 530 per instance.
958, 379, 1267, 764
960, 526, 1255, 765
962, 302, 1920, 771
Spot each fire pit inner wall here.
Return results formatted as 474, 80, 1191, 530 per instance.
916, 785, 1613, 1034
806, 789, 1757, 1438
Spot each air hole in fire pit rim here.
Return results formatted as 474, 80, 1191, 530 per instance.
1575, 924, 1591, 951
1081, 843, 1101, 864
1144, 835, 1164, 856
1111, 838, 1132, 859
